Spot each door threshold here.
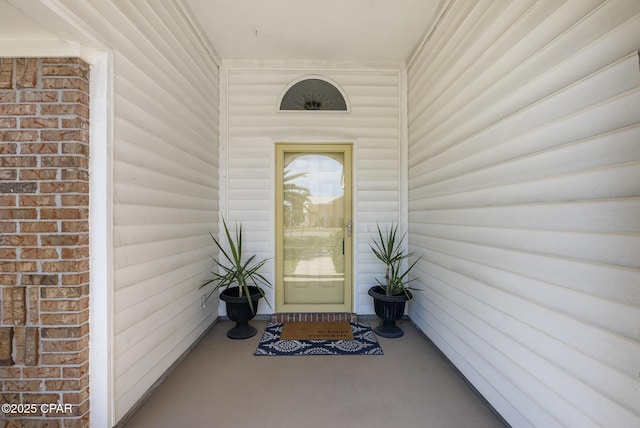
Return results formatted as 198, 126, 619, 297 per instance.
272, 313, 358, 323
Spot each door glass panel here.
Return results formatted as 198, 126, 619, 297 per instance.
282, 153, 344, 304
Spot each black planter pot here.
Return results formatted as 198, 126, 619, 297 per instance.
368, 286, 412, 338
219, 286, 263, 339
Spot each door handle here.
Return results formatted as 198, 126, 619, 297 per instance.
342, 219, 352, 238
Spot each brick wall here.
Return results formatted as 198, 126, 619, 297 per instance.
0, 58, 90, 428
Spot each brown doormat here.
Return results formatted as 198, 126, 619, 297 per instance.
280, 321, 354, 340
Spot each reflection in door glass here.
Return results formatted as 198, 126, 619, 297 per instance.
282, 153, 345, 304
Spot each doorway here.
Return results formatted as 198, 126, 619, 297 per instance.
275, 143, 353, 312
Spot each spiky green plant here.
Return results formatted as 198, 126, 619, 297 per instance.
370, 223, 421, 297
201, 219, 272, 314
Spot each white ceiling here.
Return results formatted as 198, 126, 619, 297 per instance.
181, 0, 443, 63
0, 0, 443, 64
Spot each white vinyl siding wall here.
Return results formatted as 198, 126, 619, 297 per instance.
58, 0, 220, 422
221, 64, 404, 315
407, 0, 640, 427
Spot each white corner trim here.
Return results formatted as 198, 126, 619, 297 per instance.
398, 68, 409, 239
219, 64, 229, 223
217, 64, 229, 316
88, 50, 115, 428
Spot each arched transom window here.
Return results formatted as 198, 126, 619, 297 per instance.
279, 77, 349, 112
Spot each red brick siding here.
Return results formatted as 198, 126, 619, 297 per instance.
0, 58, 90, 427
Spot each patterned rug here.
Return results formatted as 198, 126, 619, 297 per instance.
254, 322, 384, 356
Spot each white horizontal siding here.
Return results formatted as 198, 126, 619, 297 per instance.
408, 0, 640, 427
59, 0, 220, 423
222, 64, 403, 314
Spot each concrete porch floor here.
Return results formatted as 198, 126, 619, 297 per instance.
122, 319, 507, 428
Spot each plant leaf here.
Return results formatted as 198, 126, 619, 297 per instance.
200, 218, 273, 314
